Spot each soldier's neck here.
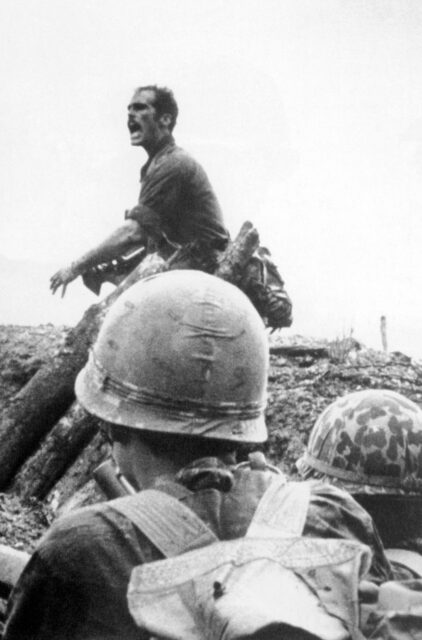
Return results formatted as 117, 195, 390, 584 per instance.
129, 440, 180, 491
144, 133, 173, 159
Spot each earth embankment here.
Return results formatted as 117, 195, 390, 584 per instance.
1, 325, 422, 551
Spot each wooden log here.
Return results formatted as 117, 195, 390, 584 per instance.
9, 402, 100, 500
0, 544, 29, 597
5, 222, 261, 496
215, 221, 259, 283
46, 431, 108, 514
0, 254, 168, 489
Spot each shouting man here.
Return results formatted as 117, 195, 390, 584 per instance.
50, 85, 229, 296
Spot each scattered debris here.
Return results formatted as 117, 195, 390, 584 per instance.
0, 325, 69, 409
0, 493, 53, 552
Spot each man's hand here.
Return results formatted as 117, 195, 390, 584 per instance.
50, 264, 79, 297
49, 220, 145, 297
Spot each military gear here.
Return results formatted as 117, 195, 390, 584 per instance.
82, 247, 146, 295
3, 459, 392, 639
239, 246, 293, 330
127, 475, 370, 640
93, 460, 137, 499
81, 237, 220, 297
76, 270, 268, 443
297, 389, 422, 496
81, 240, 292, 332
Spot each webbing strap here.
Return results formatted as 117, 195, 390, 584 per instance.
110, 476, 311, 558
386, 548, 422, 577
247, 476, 311, 538
109, 488, 218, 558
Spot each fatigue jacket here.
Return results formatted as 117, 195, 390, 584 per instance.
3, 459, 392, 640
126, 136, 229, 252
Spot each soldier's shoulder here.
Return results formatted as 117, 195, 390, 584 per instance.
147, 144, 196, 179
309, 478, 363, 505
309, 480, 373, 520
164, 144, 203, 172
40, 501, 118, 547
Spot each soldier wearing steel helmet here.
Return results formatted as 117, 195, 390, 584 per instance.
297, 388, 422, 579
4, 273, 391, 640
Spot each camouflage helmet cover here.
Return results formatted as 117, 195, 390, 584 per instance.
297, 389, 422, 495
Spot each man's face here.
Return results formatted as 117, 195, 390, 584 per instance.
127, 89, 166, 149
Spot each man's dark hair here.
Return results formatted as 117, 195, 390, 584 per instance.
107, 422, 238, 461
136, 85, 179, 131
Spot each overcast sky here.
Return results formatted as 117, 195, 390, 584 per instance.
1, 0, 422, 356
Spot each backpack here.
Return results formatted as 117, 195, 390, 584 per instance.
239, 247, 293, 330
110, 474, 371, 640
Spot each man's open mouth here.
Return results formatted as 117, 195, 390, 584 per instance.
128, 121, 141, 134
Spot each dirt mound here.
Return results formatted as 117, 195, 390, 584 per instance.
0, 494, 52, 552
0, 325, 70, 409
265, 335, 422, 473
1, 326, 422, 552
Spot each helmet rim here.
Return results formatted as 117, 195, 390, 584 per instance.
75, 270, 269, 444
296, 452, 422, 496
76, 361, 268, 443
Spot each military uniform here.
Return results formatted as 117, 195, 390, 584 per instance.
297, 389, 422, 581
4, 459, 392, 640
126, 135, 229, 265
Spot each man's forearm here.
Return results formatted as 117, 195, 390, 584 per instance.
71, 220, 144, 275
50, 220, 145, 296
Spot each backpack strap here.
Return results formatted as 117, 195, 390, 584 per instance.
247, 476, 311, 538
385, 548, 422, 577
110, 475, 311, 557
109, 485, 218, 558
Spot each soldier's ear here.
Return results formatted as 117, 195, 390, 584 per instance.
160, 113, 172, 129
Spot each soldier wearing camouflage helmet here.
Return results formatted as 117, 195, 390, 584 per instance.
5, 273, 392, 639
297, 389, 422, 578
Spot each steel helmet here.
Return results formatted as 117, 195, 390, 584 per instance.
296, 389, 422, 495
76, 270, 269, 443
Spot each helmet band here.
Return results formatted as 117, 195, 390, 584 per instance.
90, 351, 265, 420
